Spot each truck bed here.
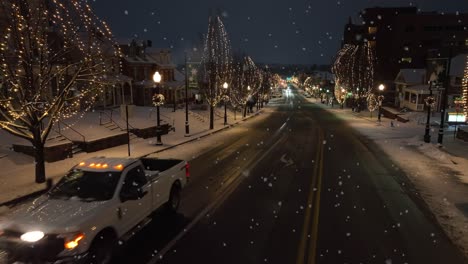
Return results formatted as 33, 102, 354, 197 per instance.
141, 158, 184, 173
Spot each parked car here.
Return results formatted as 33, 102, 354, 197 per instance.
0, 156, 189, 264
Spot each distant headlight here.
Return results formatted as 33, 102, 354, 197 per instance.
20, 231, 45, 242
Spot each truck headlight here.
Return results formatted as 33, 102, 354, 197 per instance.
20, 231, 45, 242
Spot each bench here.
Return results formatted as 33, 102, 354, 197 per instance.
382, 107, 409, 123
156, 124, 175, 136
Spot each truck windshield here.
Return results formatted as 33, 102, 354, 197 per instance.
48, 169, 121, 201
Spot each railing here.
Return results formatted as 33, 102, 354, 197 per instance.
160, 113, 175, 130
57, 120, 86, 142
188, 110, 208, 122
148, 109, 175, 125
99, 109, 136, 131
99, 110, 114, 126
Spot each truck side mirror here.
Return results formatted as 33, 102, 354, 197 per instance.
120, 187, 140, 202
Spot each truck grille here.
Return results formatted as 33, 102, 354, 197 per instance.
0, 231, 65, 262
0, 250, 8, 264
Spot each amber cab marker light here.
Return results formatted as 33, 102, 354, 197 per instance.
65, 234, 85, 250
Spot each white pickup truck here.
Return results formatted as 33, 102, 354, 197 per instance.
0, 156, 189, 264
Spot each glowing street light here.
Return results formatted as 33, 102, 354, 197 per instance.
377, 84, 385, 122
153, 71, 163, 145
378, 84, 385, 92
223, 82, 228, 126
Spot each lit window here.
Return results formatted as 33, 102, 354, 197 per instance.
401, 57, 412, 63
368, 26, 377, 34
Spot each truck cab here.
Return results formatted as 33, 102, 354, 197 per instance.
0, 156, 188, 264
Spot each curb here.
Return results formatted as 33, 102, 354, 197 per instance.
141, 110, 263, 158
0, 110, 264, 208
309, 99, 390, 125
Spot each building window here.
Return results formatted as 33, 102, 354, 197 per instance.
405, 92, 410, 101
401, 57, 412, 63
368, 26, 377, 34
405, 25, 415, 32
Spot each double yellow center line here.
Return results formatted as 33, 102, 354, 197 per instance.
296, 129, 325, 264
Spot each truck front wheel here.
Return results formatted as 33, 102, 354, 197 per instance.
88, 231, 116, 264
167, 183, 181, 213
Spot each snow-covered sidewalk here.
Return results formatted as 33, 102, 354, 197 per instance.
0, 104, 268, 206
307, 96, 468, 257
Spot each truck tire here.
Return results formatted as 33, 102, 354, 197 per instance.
167, 183, 181, 213
88, 231, 116, 264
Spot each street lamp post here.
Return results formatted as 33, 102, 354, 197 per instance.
153, 71, 163, 145
424, 81, 435, 143
438, 47, 453, 145
245, 85, 251, 117
172, 88, 176, 112
378, 84, 385, 122
223, 82, 228, 126
340, 88, 345, 109
184, 52, 190, 136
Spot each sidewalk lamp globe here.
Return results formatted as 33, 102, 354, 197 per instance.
223, 82, 228, 89
247, 85, 251, 91
153, 71, 161, 84
378, 84, 385, 92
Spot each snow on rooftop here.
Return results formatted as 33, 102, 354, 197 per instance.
395, 69, 426, 84
450, 53, 467, 77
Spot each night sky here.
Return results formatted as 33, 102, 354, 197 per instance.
91, 0, 468, 65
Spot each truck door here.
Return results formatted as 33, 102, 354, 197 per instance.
117, 164, 152, 234
152, 164, 178, 208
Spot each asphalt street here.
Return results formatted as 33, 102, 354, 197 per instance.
114, 88, 467, 264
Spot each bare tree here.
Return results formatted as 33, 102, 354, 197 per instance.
229, 52, 246, 116
332, 42, 375, 93
0, 0, 120, 183
198, 13, 233, 129
241, 56, 262, 115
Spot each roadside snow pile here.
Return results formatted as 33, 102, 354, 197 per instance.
401, 135, 455, 164
399, 112, 425, 122
402, 135, 423, 146
417, 143, 451, 164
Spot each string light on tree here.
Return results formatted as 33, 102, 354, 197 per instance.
198, 12, 233, 129
367, 93, 378, 118
0, 0, 121, 183
462, 54, 468, 121
332, 42, 375, 95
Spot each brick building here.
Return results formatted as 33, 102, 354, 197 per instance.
343, 7, 468, 103
119, 39, 188, 107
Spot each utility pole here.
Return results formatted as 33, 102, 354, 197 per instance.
126, 104, 130, 156
185, 52, 190, 136
437, 47, 453, 145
